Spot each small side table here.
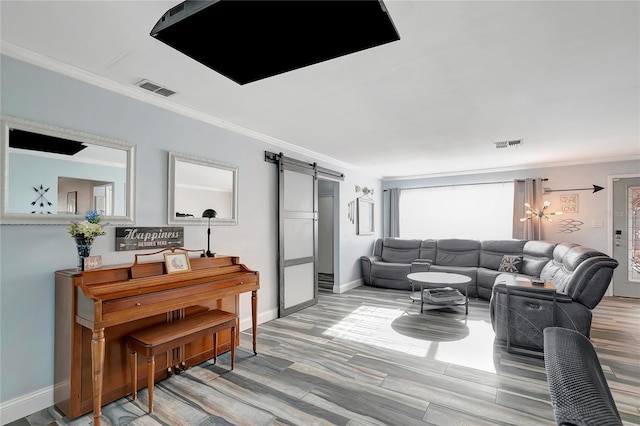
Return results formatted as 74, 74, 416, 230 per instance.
505, 279, 557, 356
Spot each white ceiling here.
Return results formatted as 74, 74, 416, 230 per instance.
1, 1, 638, 179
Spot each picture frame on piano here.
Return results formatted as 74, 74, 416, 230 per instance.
164, 252, 191, 274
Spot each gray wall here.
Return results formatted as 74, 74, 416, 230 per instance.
383, 160, 640, 252
0, 55, 382, 412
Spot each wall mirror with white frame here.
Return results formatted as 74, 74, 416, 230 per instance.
0, 115, 136, 225
168, 152, 238, 225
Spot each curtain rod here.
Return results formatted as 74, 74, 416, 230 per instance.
383, 178, 548, 192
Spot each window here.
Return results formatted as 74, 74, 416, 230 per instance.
399, 182, 514, 240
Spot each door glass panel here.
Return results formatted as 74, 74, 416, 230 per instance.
629, 185, 640, 282
284, 263, 315, 309
284, 218, 314, 259
284, 170, 313, 211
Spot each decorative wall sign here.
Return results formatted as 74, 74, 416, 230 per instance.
544, 184, 604, 193
115, 227, 184, 251
560, 194, 579, 213
555, 218, 584, 233
31, 184, 53, 214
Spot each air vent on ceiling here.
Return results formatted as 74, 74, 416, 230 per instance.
136, 79, 176, 97
494, 139, 523, 149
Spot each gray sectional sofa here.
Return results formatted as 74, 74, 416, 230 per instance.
360, 237, 558, 298
360, 237, 619, 349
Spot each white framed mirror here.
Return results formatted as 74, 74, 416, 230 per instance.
168, 152, 238, 225
357, 197, 374, 235
0, 115, 136, 225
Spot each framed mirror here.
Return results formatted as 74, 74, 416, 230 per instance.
357, 197, 374, 235
0, 115, 136, 225
168, 152, 238, 225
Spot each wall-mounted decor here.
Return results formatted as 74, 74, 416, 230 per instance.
31, 184, 53, 214
67, 191, 77, 214
560, 194, 579, 213
555, 218, 584, 233
347, 200, 355, 224
1, 115, 136, 224
357, 198, 374, 235
168, 152, 238, 226
544, 184, 604, 194
115, 227, 184, 251
355, 185, 374, 235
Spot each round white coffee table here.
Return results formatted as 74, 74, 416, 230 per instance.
407, 272, 472, 314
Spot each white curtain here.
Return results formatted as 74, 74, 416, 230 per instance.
399, 182, 514, 240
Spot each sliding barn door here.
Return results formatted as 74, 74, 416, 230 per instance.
278, 156, 319, 317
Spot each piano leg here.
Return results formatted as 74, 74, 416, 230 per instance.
251, 290, 258, 355
91, 328, 105, 426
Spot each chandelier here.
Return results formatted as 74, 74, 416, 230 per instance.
520, 201, 563, 239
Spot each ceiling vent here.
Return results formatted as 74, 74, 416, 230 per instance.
494, 139, 523, 149
136, 79, 176, 97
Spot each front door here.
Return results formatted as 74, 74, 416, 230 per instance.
612, 176, 640, 298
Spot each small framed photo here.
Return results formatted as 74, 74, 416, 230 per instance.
67, 191, 77, 213
164, 252, 191, 274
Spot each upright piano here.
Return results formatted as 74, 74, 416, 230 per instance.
54, 254, 259, 426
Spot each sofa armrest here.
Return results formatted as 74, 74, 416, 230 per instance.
493, 281, 573, 303
360, 255, 381, 264
543, 327, 622, 425
410, 259, 432, 273
360, 255, 381, 285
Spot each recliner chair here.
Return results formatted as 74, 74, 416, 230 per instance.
490, 244, 618, 351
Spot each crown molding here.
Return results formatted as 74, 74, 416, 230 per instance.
0, 41, 367, 176
382, 155, 640, 182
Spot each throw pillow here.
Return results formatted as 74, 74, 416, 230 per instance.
498, 255, 522, 273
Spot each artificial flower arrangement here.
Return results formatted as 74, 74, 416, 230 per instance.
68, 210, 107, 243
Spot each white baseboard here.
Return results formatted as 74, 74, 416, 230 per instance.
0, 308, 287, 425
0, 385, 53, 425
334, 278, 362, 294
239, 308, 278, 333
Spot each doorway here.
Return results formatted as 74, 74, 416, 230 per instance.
611, 175, 640, 298
266, 151, 344, 317
318, 179, 339, 292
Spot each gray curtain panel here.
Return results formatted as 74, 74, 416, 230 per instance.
513, 178, 544, 240
384, 187, 401, 238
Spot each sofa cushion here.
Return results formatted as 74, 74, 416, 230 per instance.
522, 240, 557, 277
479, 239, 526, 269
419, 239, 437, 261
380, 238, 422, 263
540, 242, 580, 285
370, 261, 412, 280
498, 255, 523, 273
435, 239, 481, 267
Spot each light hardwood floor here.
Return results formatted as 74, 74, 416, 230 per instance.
11, 286, 640, 426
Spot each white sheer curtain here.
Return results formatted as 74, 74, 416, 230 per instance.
399, 182, 514, 240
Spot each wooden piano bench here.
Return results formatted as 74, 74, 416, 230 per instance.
126, 309, 238, 413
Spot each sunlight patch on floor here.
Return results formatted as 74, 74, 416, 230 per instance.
323, 305, 497, 373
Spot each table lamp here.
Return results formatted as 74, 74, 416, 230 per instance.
202, 209, 217, 257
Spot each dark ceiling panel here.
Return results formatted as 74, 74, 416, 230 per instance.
9, 129, 87, 155
151, 0, 400, 85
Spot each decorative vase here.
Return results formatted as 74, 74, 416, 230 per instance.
75, 237, 93, 270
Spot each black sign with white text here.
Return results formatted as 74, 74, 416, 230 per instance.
115, 227, 184, 251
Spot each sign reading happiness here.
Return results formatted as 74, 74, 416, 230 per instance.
115, 227, 184, 251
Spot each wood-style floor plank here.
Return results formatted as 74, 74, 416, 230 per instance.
12, 287, 640, 426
